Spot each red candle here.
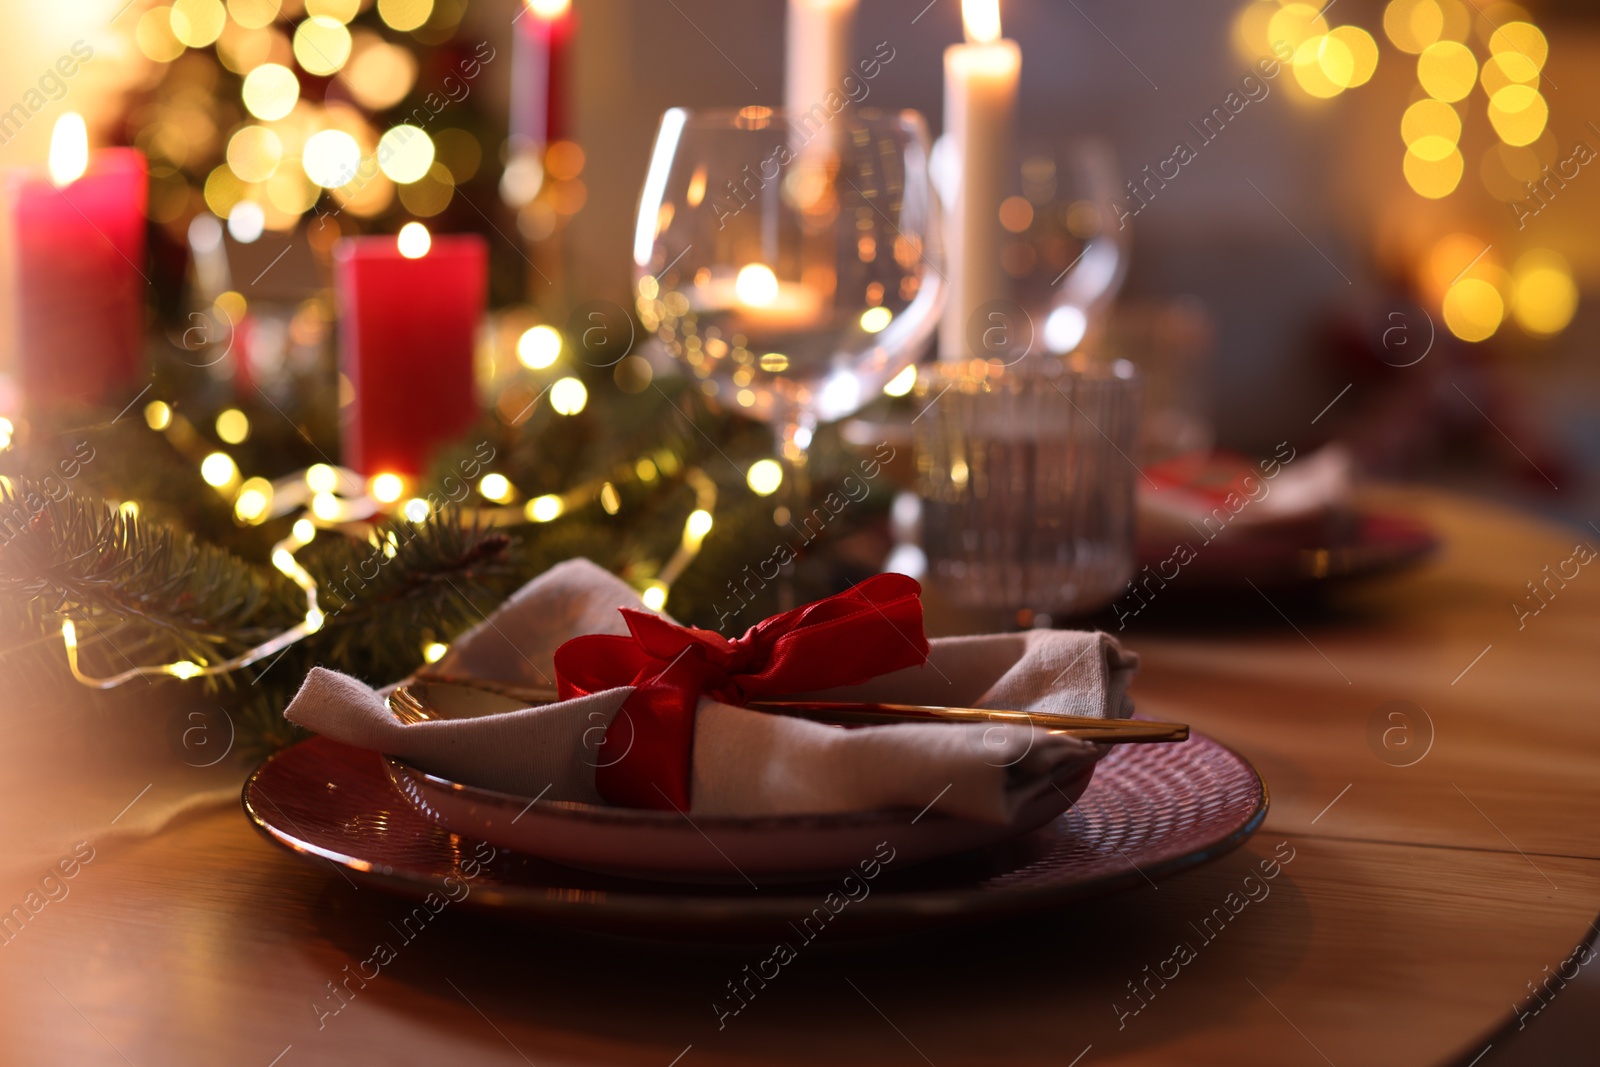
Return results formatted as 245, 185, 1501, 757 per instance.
333, 226, 486, 477
511, 0, 573, 149
3, 116, 147, 410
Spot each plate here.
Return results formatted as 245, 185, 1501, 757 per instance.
1136, 510, 1439, 591
384, 753, 1096, 884
243, 733, 1267, 938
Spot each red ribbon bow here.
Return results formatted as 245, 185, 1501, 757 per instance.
553, 573, 929, 810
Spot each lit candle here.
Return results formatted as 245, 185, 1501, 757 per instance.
785, 0, 858, 116
940, 0, 1019, 360
511, 0, 574, 151
333, 224, 487, 477
3, 114, 147, 409
690, 263, 827, 333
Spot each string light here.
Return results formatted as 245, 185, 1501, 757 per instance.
62, 391, 736, 691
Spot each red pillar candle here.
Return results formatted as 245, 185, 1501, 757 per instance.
333, 227, 487, 477
510, 0, 573, 150
3, 116, 147, 409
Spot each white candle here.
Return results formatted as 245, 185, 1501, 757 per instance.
941, 0, 1019, 360
785, 0, 857, 116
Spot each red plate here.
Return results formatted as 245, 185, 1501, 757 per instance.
1137, 511, 1439, 592
244, 732, 1266, 939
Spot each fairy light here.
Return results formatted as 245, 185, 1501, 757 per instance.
683, 508, 714, 549
64, 377, 736, 692
423, 642, 448, 663
201, 451, 239, 489
478, 473, 514, 502
526, 494, 563, 522
306, 464, 339, 493
746, 459, 784, 496
61, 524, 327, 689
369, 472, 405, 504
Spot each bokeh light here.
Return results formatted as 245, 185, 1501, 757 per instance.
1480, 53, 1539, 97
347, 38, 418, 110
378, 0, 435, 32
1384, 0, 1443, 54
517, 325, 562, 369
302, 129, 361, 188
1487, 85, 1548, 147
746, 459, 784, 496
204, 165, 246, 217
1268, 4, 1328, 53
137, 7, 186, 63
1324, 26, 1378, 88
1442, 278, 1504, 341
550, 377, 588, 416
307, 0, 362, 21
526, 495, 563, 522
1417, 40, 1478, 102
215, 409, 251, 444
860, 306, 893, 333
369, 473, 405, 503
377, 126, 435, 184
478, 474, 513, 503
1401, 98, 1461, 147
1510, 249, 1578, 336
227, 0, 281, 30
242, 64, 300, 121
1293, 37, 1345, 98
226, 125, 283, 183
294, 16, 353, 76
1489, 21, 1548, 70
170, 0, 226, 49
228, 201, 266, 242
201, 452, 239, 488
1403, 143, 1463, 198
396, 221, 432, 258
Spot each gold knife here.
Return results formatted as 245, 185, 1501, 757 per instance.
401, 675, 1187, 743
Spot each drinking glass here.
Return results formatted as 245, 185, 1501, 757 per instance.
633, 106, 944, 471
915, 357, 1141, 623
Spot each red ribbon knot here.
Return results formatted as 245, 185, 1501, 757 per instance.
553, 572, 929, 809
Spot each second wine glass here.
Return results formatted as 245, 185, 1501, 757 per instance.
633, 106, 944, 472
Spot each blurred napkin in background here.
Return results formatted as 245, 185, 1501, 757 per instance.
1138, 444, 1355, 549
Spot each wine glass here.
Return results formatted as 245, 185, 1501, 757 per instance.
633, 106, 944, 473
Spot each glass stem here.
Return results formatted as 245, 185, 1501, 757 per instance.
774, 411, 818, 613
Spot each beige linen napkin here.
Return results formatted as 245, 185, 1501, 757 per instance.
284, 559, 1137, 825
1139, 444, 1354, 545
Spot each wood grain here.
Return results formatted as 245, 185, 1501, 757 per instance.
1, 488, 1596, 1065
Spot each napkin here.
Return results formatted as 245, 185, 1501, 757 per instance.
1139, 444, 1354, 547
284, 559, 1138, 825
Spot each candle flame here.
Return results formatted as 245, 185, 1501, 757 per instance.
735, 264, 780, 307
524, 0, 570, 18
48, 113, 90, 188
962, 0, 1002, 44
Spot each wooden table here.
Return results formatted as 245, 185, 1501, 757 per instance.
2, 488, 1596, 1065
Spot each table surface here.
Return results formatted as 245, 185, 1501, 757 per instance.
1, 487, 1597, 1066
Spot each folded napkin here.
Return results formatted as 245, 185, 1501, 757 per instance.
284, 559, 1138, 825
1139, 444, 1354, 546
